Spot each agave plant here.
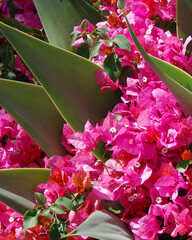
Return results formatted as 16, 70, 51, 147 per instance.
0, 0, 192, 239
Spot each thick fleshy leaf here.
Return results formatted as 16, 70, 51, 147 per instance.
125, 15, 192, 116
63, 210, 134, 240
0, 168, 50, 203
0, 79, 65, 156
0, 22, 118, 133
0, 188, 35, 215
177, 0, 192, 51
0, 15, 46, 40
33, 0, 102, 49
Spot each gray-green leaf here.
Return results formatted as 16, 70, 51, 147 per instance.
63, 210, 134, 240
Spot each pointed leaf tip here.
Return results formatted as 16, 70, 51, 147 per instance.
124, 13, 192, 117
63, 210, 134, 240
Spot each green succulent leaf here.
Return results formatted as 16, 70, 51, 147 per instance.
23, 207, 41, 234
0, 188, 35, 215
63, 210, 134, 240
0, 168, 50, 204
0, 78, 65, 156
34, 192, 47, 206
55, 197, 77, 212
0, 22, 118, 134
124, 14, 192, 116
102, 200, 125, 215
0, 15, 46, 40
177, 0, 192, 51
113, 34, 131, 51
33, 0, 102, 49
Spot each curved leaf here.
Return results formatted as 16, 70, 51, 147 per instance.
23, 207, 41, 233
0, 22, 118, 133
63, 210, 134, 240
0, 79, 66, 156
0, 15, 46, 40
124, 14, 192, 116
0, 168, 50, 203
177, 0, 192, 51
33, 0, 102, 49
0, 188, 35, 215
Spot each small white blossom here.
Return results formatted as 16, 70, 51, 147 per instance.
188, 195, 192, 200
156, 197, 162, 204
9, 217, 14, 223
142, 77, 147, 82
146, 29, 152, 35
128, 196, 135, 202
162, 147, 168, 154
129, 139, 134, 144
135, 162, 141, 168
110, 127, 116, 133
148, 25, 153, 30
133, 193, 138, 199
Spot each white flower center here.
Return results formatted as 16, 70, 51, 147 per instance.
129, 139, 134, 144
146, 29, 152, 35
9, 217, 14, 223
110, 127, 116, 133
128, 196, 135, 202
188, 194, 192, 200
133, 193, 138, 199
162, 147, 168, 154
156, 197, 162, 203
142, 77, 147, 82
135, 162, 141, 168
148, 25, 153, 30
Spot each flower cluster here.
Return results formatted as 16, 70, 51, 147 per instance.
0, 0, 43, 82
0, 0, 192, 239
0, 0, 42, 28
0, 2, 45, 238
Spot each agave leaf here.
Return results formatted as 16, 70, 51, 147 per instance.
63, 210, 134, 240
0, 188, 35, 215
0, 79, 66, 156
33, 0, 102, 49
0, 168, 50, 202
0, 22, 118, 133
124, 15, 192, 116
0, 15, 46, 40
0, 168, 51, 214
177, 0, 192, 51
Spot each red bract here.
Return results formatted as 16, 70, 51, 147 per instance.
73, 171, 91, 193
1, 0, 192, 239
49, 169, 68, 187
